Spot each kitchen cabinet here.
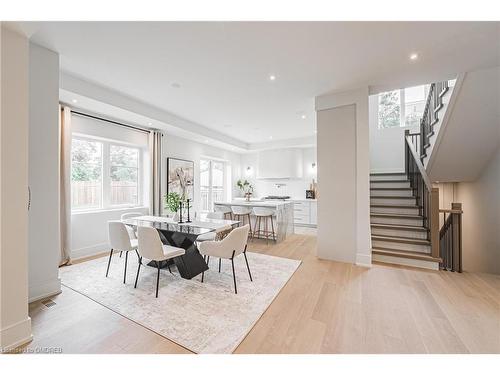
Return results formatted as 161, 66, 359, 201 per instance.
293, 200, 317, 226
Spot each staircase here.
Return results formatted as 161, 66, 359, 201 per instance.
370, 172, 441, 269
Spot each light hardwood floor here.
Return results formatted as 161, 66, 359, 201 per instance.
25, 233, 500, 354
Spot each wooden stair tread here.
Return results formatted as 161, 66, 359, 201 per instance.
370, 196, 417, 200
372, 247, 441, 262
370, 179, 409, 183
370, 187, 413, 191
370, 203, 420, 208
370, 223, 428, 232
370, 172, 406, 176
371, 234, 430, 245
370, 213, 423, 219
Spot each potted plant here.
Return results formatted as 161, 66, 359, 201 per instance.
236, 179, 254, 201
164, 192, 182, 221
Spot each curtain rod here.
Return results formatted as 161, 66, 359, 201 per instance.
71, 110, 152, 134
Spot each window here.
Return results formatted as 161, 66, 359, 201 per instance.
110, 145, 139, 206
71, 138, 103, 210
200, 159, 226, 212
378, 85, 429, 129
71, 136, 142, 211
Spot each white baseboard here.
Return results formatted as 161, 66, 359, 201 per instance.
71, 242, 109, 260
29, 278, 62, 303
0, 317, 32, 352
355, 252, 372, 267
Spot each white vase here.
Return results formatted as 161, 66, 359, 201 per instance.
172, 212, 180, 222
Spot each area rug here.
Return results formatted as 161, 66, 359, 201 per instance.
60, 251, 301, 353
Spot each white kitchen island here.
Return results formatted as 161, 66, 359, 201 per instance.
214, 200, 294, 242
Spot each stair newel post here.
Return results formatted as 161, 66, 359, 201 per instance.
404, 130, 410, 176
430, 187, 440, 259
451, 202, 463, 273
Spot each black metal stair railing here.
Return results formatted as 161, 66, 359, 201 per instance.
439, 203, 463, 272
419, 81, 449, 159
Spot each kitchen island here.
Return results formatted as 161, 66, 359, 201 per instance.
214, 200, 294, 242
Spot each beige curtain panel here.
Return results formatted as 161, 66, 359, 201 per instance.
59, 105, 72, 266
149, 130, 163, 216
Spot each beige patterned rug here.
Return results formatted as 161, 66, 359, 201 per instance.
60, 251, 301, 353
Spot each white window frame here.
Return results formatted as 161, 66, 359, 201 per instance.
200, 157, 228, 213
71, 134, 144, 213
378, 86, 428, 129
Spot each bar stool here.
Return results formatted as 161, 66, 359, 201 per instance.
252, 207, 276, 244
215, 205, 233, 220
231, 206, 253, 238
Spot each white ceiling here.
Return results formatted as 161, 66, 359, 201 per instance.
17, 21, 500, 146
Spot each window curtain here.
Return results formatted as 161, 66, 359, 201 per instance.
59, 105, 72, 265
149, 130, 163, 216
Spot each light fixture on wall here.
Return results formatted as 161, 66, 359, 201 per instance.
311, 162, 317, 173
245, 166, 253, 176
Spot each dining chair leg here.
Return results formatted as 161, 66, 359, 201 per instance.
156, 263, 161, 298
123, 251, 129, 284
134, 258, 142, 289
119, 251, 123, 258
105, 248, 114, 277
231, 251, 237, 294
243, 248, 253, 282
218, 258, 221, 273
167, 263, 172, 274
201, 271, 204, 283
207, 256, 210, 267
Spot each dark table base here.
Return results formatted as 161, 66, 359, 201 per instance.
146, 229, 208, 279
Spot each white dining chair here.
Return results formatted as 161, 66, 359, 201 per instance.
196, 211, 226, 243
106, 221, 139, 284
119, 212, 143, 257
135, 226, 186, 298
198, 224, 252, 294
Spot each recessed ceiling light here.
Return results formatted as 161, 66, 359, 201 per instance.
171, 82, 181, 88
409, 53, 418, 61
148, 122, 152, 126
269, 136, 273, 140
72, 99, 78, 103
204, 140, 209, 143
301, 114, 307, 119
269, 75, 276, 81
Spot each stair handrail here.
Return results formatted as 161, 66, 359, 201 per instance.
404, 129, 440, 259
419, 81, 450, 159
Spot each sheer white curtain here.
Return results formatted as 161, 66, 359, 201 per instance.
59, 105, 72, 265
149, 130, 163, 216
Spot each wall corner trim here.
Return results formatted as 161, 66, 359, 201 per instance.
355, 252, 372, 268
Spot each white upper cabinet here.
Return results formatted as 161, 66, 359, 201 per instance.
257, 148, 303, 179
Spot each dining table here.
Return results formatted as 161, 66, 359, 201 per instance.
121, 215, 240, 279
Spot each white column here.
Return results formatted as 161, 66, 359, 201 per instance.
28, 42, 61, 302
315, 88, 372, 267
0, 25, 32, 351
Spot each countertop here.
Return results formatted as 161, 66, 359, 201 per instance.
214, 200, 294, 208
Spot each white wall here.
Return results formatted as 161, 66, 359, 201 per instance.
369, 94, 419, 173
0, 25, 32, 351
28, 43, 61, 302
438, 147, 500, 275
163, 134, 242, 214
239, 147, 317, 199
315, 88, 372, 266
